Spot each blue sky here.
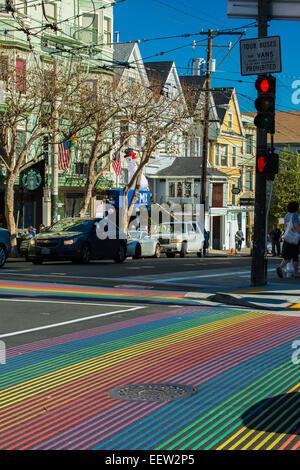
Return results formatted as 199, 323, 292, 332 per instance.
114, 0, 300, 113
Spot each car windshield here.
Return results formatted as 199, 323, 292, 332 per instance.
47, 219, 94, 233
157, 223, 186, 234
129, 231, 148, 240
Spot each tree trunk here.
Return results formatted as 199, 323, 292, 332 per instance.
79, 175, 95, 217
4, 173, 18, 257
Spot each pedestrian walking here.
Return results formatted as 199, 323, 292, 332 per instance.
235, 226, 244, 252
268, 224, 281, 256
277, 201, 300, 279
203, 229, 210, 257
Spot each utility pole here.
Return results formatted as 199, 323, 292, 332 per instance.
251, 0, 269, 286
196, 30, 246, 214
200, 30, 213, 213
51, 60, 59, 224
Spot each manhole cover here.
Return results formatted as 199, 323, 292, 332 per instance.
108, 383, 197, 402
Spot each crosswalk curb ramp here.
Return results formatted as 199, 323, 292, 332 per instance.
184, 291, 300, 311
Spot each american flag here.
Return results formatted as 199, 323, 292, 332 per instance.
112, 151, 122, 176
58, 140, 72, 170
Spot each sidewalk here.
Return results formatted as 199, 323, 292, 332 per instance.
185, 271, 300, 313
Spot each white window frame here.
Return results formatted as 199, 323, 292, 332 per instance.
80, 12, 99, 44
103, 15, 112, 46
220, 145, 228, 167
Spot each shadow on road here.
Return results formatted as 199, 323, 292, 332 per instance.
241, 392, 300, 434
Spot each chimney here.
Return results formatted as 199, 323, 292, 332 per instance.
115, 31, 120, 43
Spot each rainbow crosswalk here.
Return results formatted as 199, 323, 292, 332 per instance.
0, 279, 200, 305
0, 304, 299, 449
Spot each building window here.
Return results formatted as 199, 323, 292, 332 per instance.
232, 146, 236, 167
136, 123, 142, 147
228, 112, 233, 130
80, 13, 99, 43
103, 16, 112, 45
43, 1, 57, 23
245, 169, 253, 191
246, 135, 253, 154
221, 145, 228, 166
82, 79, 97, 94
168, 181, 192, 198
0, 56, 8, 82
184, 182, 192, 197
215, 145, 220, 166
169, 182, 175, 197
120, 121, 129, 145
16, 59, 26, 92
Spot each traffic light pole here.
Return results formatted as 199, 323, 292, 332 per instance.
251, 0, 269, 286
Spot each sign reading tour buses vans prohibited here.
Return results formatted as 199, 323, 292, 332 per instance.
240, 36, 281, 76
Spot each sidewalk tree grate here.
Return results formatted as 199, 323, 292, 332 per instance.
108, 383, 197, 402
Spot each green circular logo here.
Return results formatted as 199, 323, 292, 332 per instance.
22, 168, 42, 191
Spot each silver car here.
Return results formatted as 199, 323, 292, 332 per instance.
127, 231, 161, 259
0, 228, 11, 267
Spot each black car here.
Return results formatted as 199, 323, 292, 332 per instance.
28, 217, 127, 264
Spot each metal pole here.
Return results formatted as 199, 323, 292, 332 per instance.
200, 30, 212, 213
51, 61, 59, 224
251, 0, 269, 286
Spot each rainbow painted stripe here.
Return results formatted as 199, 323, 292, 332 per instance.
0, 279, 198, 305
0, 305, 300, 449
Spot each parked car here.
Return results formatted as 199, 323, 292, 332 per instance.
28, 217, 127, 264
19, 238, 30, 261
152, 221, 205, 258
0, 227, 11, 267
127, 231, 161, 259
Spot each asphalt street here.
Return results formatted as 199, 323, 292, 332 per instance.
0, 255, 299, 451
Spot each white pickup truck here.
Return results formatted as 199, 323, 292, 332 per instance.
152, 221, 205, 258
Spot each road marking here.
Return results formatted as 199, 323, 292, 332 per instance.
0, 300, 145, 338
157, 268, 277, 282
0, 298, 139, 307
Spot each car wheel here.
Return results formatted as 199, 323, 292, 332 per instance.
32, 258, 43, 265
153, 244, 161, 258
0, 245, 7, 268
80, 244, 91, 264
166, 252, 176, 258
180, 242, 187, 258
197, 250, 202, 258
25, 254, 30, 262
114, 243, 126, 263
133, 243, 142, 259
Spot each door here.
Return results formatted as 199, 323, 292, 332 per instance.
213, 216, 221, 249
186, 223, 198, 251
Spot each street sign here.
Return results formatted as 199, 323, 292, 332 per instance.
240, 36, 281, 75
228, 0, 300, 20
240, 197, 255, 206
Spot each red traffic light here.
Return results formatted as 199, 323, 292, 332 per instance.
255, 76, 276, 94
255, 78, 270, 93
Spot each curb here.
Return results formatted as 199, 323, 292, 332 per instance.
185, 291, 277, 311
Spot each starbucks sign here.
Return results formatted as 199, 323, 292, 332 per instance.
22, 167, 42, 191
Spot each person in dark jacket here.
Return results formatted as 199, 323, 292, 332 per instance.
268, 224, 281, 256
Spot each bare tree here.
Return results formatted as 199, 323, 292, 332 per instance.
0, 53, 91, 254
119, 85, 192, 232
75, 79, 157, 218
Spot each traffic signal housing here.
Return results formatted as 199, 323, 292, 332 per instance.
256, 150, 279, 180
254, 76, 276, 134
